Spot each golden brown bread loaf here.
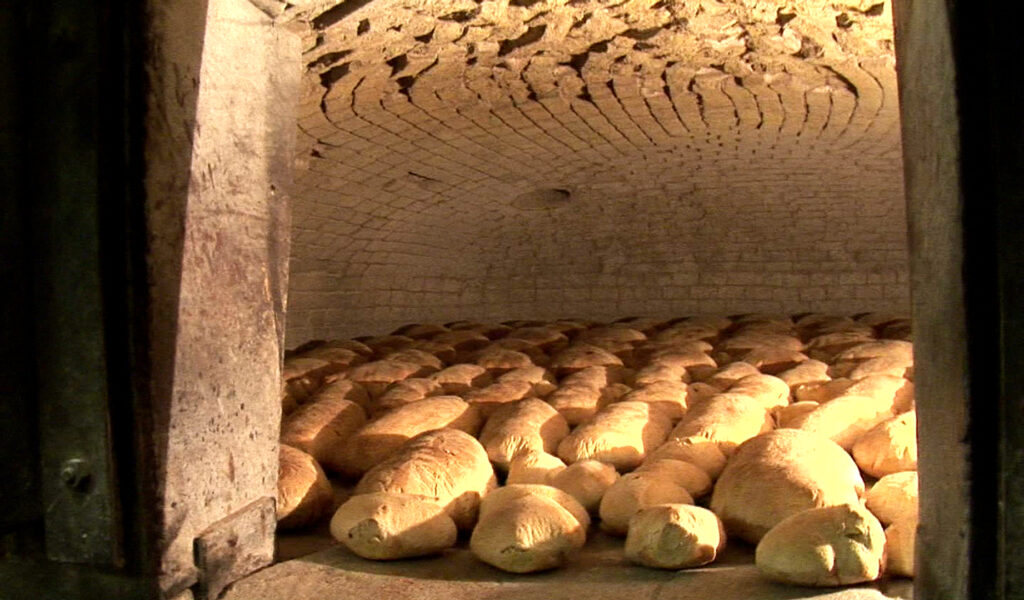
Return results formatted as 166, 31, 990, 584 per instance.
408, 339, 459, 365
794, 378, 855, 404
299, 345, 366, 370
635, 458, 712, 498
598, 471, 694, 536
546, 366, 629, 425
469, 484, 589, 573
496, 365, 558, 397
646, 436, 728, 479
557, 401, 673, 470
505, 327, 570, 353
865, 471, 918, 525
852, 410, 917, 477
829, 340, 914, 377
804, 331, 877, 362
668, 393, 774, 456
848, 356, 914, 380
391, 323, 449, 339
473, 347, 535, 374
790, 394, 897, 450
478, 398, 570, 469
373, 377, 443, 415
461, 380, 535, 417
726, 374, 790, 411
383, 348, 445, 371
624, 504, 726, 569
337, 395, 483, 477
546, 459, 619, 513
734, 346, 809, 375
329, 492, 457, 559
485, 338, 551, 366
354, 428, 496, 530
632, 362, 690, 386
776, 359, 831, 396
345, 359, 436, 398
428, 363, 493, 394
548, 343, 625, 377
359, 335, 414, 356
642, 348, 718, 381
773, 401, 820, 428
619, 381, 694, 420
885, 514, 917, 577
277, 444, 334, 530
754, 503, 886, 587
311, 377, 372, 412
280, 396, 367, 474
506, 450, 567, 484
709, 429, 864, 543
703, 361, 763, 392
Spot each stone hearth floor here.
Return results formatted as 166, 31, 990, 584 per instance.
224, 528, 914, 600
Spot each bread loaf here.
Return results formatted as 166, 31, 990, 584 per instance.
473, 347, 535, 374
598, 471, 694, 536
852, 410, 917, 477
280, 396, 367, 474
497, 366, 558, 397
668, 393, 774, 456
619, 381, 694, 420
428, 363, 493, 394
548, 343, 624, 377
791, 394, 896, 450
557, 401, 673, 470
646, 436, 728, 479
462, 380, 534, 417
478, 398, 570, 469
354, 428, 496, 530
726, 374, 790, 411
755, 503, 885, 586
338, 395, 482, 477
776, 360, 831, 397
311, 377, 371, 412
346, 359, 436, 398
506, 450, 566, 484
710, 429, 864, 543
624, 504, 726, 569
885, 514, 917, 577
635, 458, 712, 498
546, 459, 619, 513
703, 361, 763, 392
373, 377, 443, 415
330, 492, 457, 559
470, 484, 589, 573
546, 366, 629, 425
865, 471, 918, 525
277, 444, 334, 530
773, 401, 819, 428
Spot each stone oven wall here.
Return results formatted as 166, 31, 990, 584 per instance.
282, 0, 908, 344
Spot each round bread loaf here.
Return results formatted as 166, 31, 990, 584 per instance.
373, 378, 442, 415
470, 484, 589, 573
865, 471, 918, 525
329, 492, 457, 559
852, 410, 917, 477
709, 429, 864, 543
619, 381, 693, 420
557, 401, 673, 470
774, 401, 819, 428
428, 363, 493, 394
497, 366, 558, 397
337, 395, 483, 477
668, 393, 774, 456
791, 394, 896, 450
598, 471, 694, 536
478, 398, 570, 469
635, 458, 712, 499
546, 459, 619, 513
885, 514, 917, 577
354, 428, 497, 530
506, 450, 567, 484
277, 444, 334, 530
462, 380, 534, 417
727, 374, 790, 411
280, 396, 367, 474
624, 504, 726, 569
755, 503, 886, 587
704, 361, 767, 392
646, 436, 728, 479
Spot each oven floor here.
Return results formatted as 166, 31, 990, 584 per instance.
225, 529, 914, 600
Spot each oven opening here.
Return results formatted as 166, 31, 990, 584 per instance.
229, 0, 916, 598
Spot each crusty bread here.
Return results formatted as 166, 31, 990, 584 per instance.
646, 436, 728, 479
632, 362, 690, 387
280, 396, 367, 474
790, 394, 896, 450
345, 359, 436, 398
470, 484, 589, 573
462, 380, 534, 417
338, 396, 482, 477
755, 503, 885, 587
668, 393, 774, 456
546, 366, 630, 425
354, 429, 496, 530
506, 450, 567, 484
329, 492, 457, 559
624, 504, 726, 569
734, 346, 809, 375
776, 360, 831, 396
277, 444, 334, 530
598, 471, 693, 536
773, 401, 819, 428
885, 514, 917, 577
852, 410, 917, 477
473, 347, 536, 374
557, 401, 673, 470
865, 471, 918, 525
726, 374, 790, 411
497, 366, 558, 397
635, 458, 712, 498
710, 429, 864, 544
546, 459, 619, 513
548, 343, 625, 377
311, 377, 371, 412
478, 398, 569, 469
619, 381, 694, 420
703, 361, 763, 392
373, 377, 443, 415
428, 363, 493, 394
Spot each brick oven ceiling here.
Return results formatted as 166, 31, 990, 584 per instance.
280, 0, 906, 342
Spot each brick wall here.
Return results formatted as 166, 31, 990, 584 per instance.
283, 0, 909, 344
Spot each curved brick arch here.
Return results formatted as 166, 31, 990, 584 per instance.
284, 0, 908, 342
